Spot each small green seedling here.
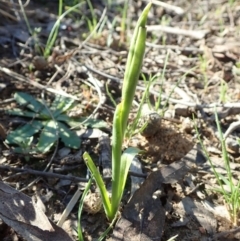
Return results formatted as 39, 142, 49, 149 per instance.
6, 92, 80, 154
85, 0, 98, 35
6, 92, 107, 155
13, 136, 34, 161
44, 1, 84, 57
195, 108, 240, 225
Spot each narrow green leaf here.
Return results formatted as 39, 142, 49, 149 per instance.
58, 122, 81, 149
55, 114, 72, 123
12, 146, 30, 154
137, 2, 152, 27
119, 147, 140, 196
36, 120, 58, 153
97, 213, 118, 241
78, 177, 93, 241
67, 118, 109, 129
110, 3, 151, 220
111, 103, 123, 218
6, 108, 38, 118
111, 147, 140, 217
83, 152, 112, 219
121, 3, 151, 133
6, 120, 43, 145
12, 137, 34, 155
14, 92, 49, 116
121, 25, 147, 132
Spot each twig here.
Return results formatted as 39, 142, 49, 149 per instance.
0, 66, 80, 100
0, 98, 15, 105
213, 227, 240, 240
0, 165, 89, 183
47, 68, 62, 86
22, 0, 30, 7
85, 64, 122, 83
9, 0, 21, 21
146, 42, 203, 54
144, 0, 184, 15
0, 165, 147, 182
55, 62, 75, 90
173, 86, 193, 102
149, 87, 240, 110
0, 9, 18, 21
85, 64, 240, 112
81, 7, 107, 47
223, 119, 240, 140
80, 67, 105, 125
57, 187, 82, 227
146, 25, 209, 39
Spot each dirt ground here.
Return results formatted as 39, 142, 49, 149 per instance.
1, 0, 240, 240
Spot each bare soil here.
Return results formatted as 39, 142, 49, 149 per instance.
1, 0, 240, 240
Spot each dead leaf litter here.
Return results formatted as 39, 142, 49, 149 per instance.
0, 0, 240, 240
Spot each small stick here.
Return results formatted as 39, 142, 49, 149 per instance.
0, 165, 89, 183
0, 165, 147, 183
85, 63, 240, 111
146, 42, 203, 53
144, 0, 184, 15
146, 25, 209, 39
0, 66, 80, 100
223, 119, 240, 140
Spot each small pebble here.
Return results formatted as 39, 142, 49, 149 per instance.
138, 112, 161, 137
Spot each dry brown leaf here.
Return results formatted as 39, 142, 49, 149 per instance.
0, 181, 73, 241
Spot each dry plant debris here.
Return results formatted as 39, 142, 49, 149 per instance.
0, 0, 240, 240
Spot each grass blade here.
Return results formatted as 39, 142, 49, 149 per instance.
78, 177, 93, 241
14, 92, 49, 117
83, 152, 112, 219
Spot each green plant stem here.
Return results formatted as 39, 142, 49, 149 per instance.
44, 0, 63, 57
97, 213, 118, 241
83, 152, 111, 218
155, 50, 169, 111
121, 2, 152, 133
105, 83, 117, 107
78, 177, 93, 241
18, 0, 32, 35
195, 110, 240, 224
214, 108, 233, 190
125, 73, 155, 139
111, 103, 124, 217
120, 0, 128, 42
44, 2, 84, 57
83, 2, 152, 222
111, 2, 152, 219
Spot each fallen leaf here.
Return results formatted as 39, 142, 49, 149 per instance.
0, 181, 74, 241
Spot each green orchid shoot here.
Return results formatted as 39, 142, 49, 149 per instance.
121, 2, 152, 132
83, 2, 152, 221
